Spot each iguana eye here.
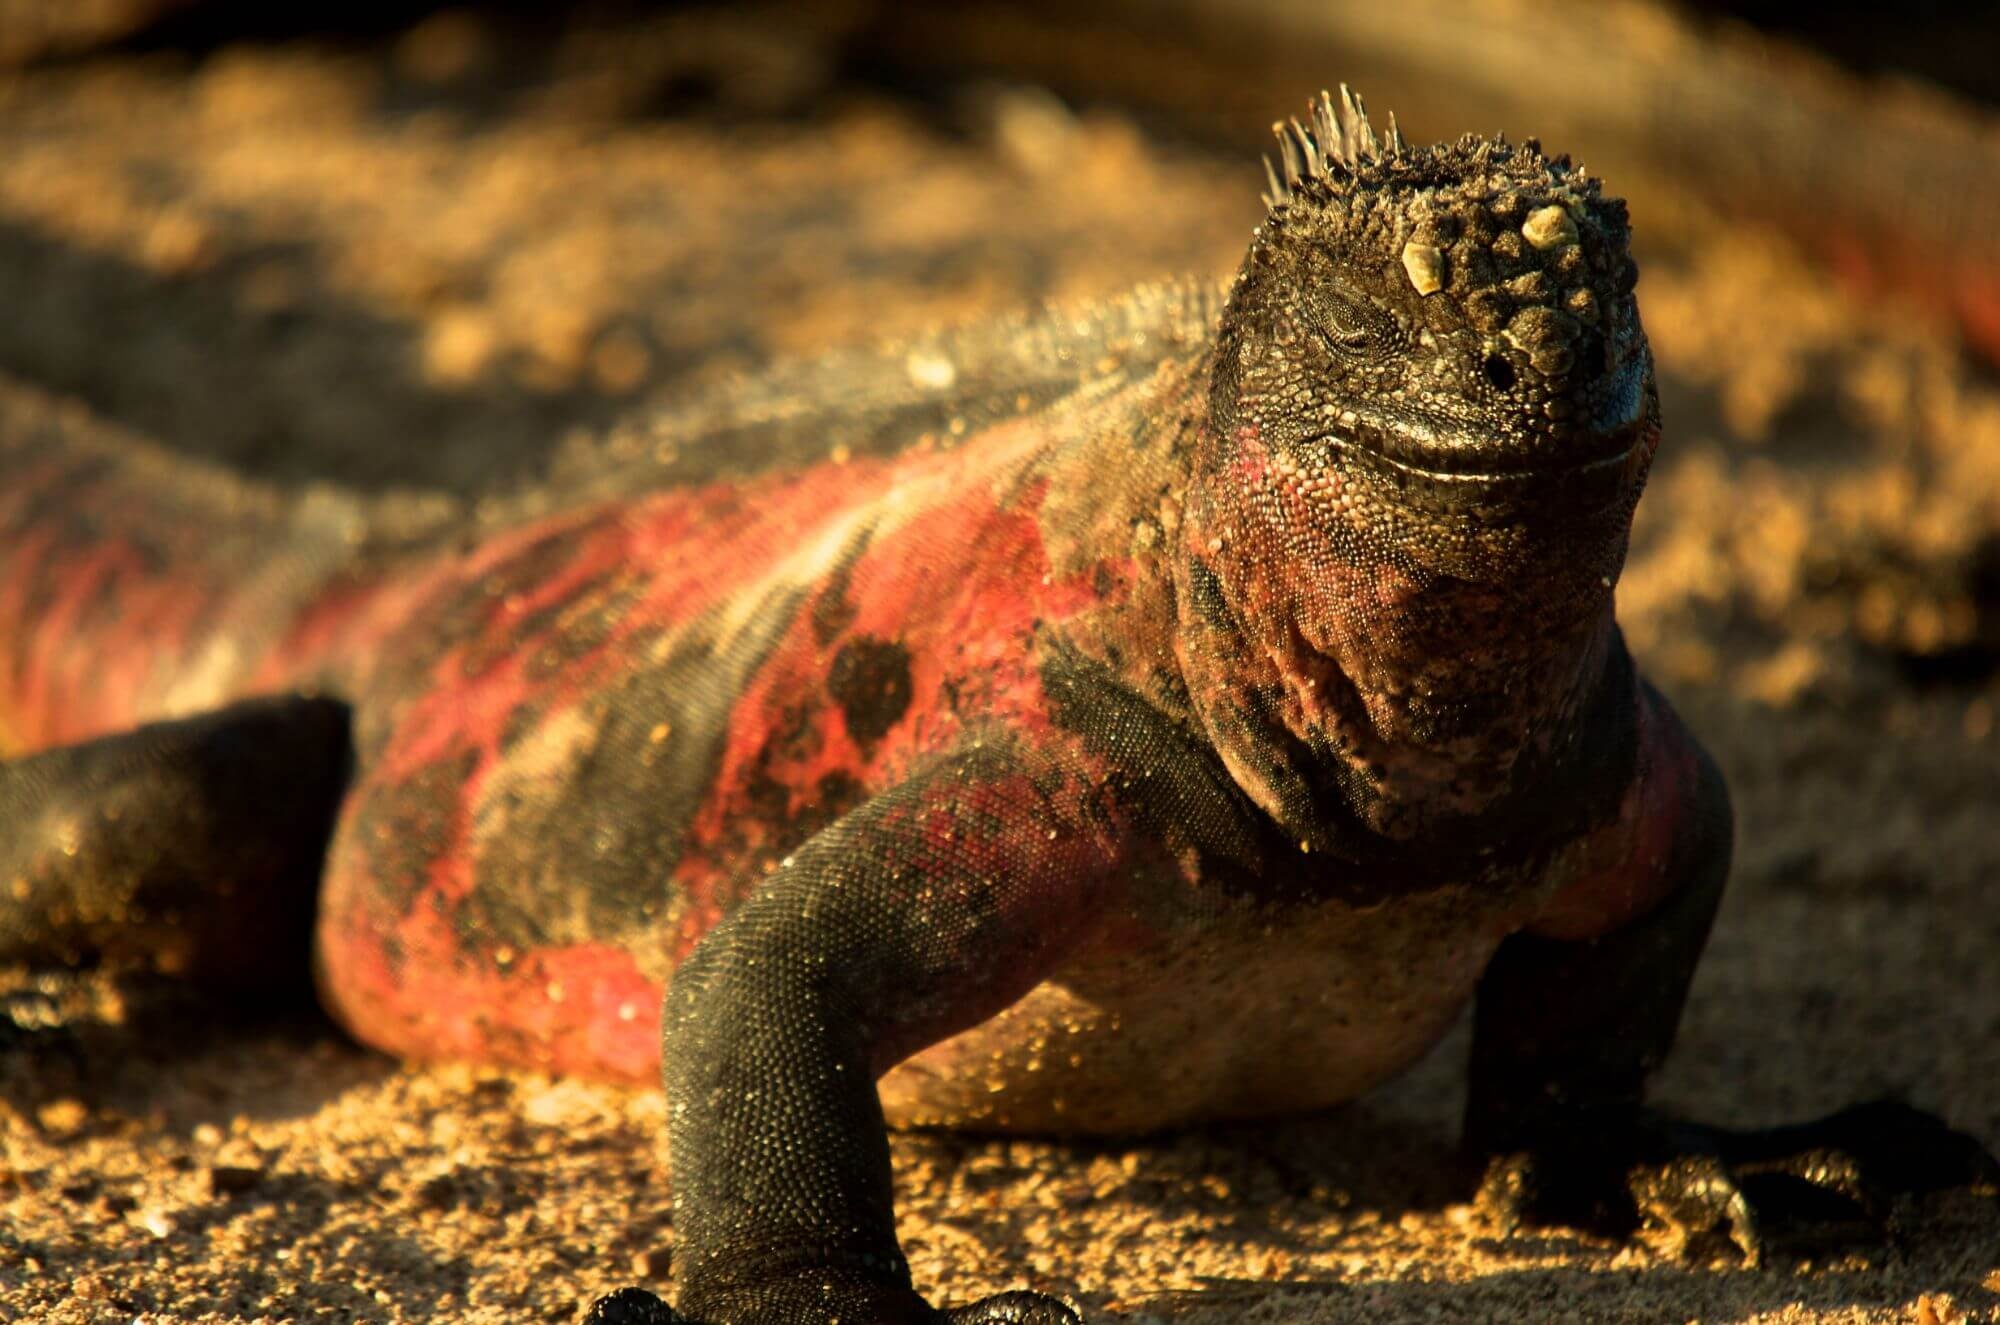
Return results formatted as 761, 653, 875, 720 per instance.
1309, 295, 1381, 356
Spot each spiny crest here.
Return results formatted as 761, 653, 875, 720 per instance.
1261, 86, 1410, 209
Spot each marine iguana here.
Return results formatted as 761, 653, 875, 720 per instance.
0, 89, 1991, 1324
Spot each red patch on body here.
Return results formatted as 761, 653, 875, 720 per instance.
325, 910, 664, 1084
1525, 686, 1702, 942
308, 422, 1122, 1079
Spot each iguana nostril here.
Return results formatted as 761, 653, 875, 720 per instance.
1576, 330, 1608, 381
1482, 355, 1517, 391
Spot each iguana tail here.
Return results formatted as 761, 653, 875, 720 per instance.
0, 375, 436, 751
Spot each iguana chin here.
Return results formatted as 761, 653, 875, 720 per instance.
0, 88, 1991, 1325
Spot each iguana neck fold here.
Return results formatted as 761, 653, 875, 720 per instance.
1170, 380, 1648, 853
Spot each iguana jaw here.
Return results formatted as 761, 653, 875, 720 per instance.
1312, 344, 1655, 483
1292, 411, 1656, 533
1173, 393, 1650, 843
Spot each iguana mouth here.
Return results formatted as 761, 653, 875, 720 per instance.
1317, 420, 1653, 486
1303, 345, 1655, 484
1299, 410, 1657, 521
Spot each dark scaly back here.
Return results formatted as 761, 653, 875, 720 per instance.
505, 281, 1224, 520
0, 281, 1224, 753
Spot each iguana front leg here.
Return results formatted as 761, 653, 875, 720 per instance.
1466, 686, 1998, 1262
601, 743, 1111, 1325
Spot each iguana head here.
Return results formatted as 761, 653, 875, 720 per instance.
1206, 87, 1656, 586
1178, 91, 1660, 842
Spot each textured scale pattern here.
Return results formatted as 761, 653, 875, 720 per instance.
3, 91, 1994, 1324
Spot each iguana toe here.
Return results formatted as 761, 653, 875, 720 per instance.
582, 1286, 678, 1325
579, 1283, 1078, 1324
1478, 1100, 1999, 1266
942, 1290, 1081, 1323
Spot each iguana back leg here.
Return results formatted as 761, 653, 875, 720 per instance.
0, 697, 351, 995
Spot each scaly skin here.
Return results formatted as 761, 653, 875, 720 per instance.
0, 90, 1992, 1323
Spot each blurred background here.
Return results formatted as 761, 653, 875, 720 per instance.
1, 3, 1996, 1322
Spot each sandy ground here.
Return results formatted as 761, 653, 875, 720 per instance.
0, 7, 1995, 1323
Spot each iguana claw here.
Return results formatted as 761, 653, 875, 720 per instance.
1476, 1099, 1999, 1265
942, 1290, 1081, 1323
583, 1287, 678, 1325
579, 1284, 1080, 1324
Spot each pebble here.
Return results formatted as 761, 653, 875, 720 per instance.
207, 1162, 265, 1196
